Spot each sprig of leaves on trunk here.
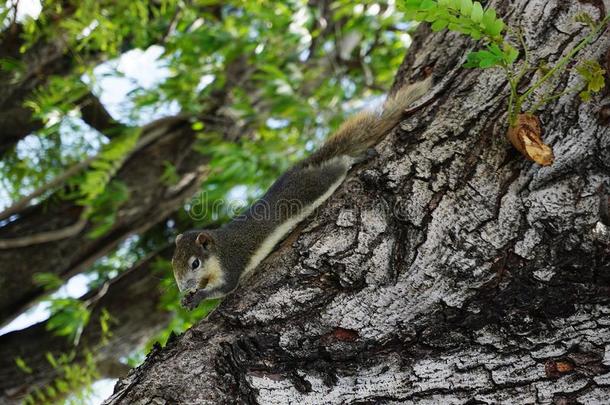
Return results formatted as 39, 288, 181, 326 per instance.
576, 60, 606, 102
402, 0, 609, 165
404, 0, 505, 39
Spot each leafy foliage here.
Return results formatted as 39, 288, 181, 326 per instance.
68, 131, 138, 204
61, 129, 139, 237
401, 0, 610, 125
34, 272, 65, 291
22, 351, 100, 405
46, 299, 91, 344
464, 43, 518, 68
24, 76, 90, 123
16, 306, 116, 404
576, 60, 606, 102
403, 0, 504, 39
15, 357, 33, 374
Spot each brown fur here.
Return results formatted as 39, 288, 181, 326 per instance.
172, 231, 217, 289
172, 78, 431, 306
303, 77, 431, 166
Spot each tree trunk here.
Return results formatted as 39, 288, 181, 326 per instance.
105, 0, 610, 403
0, 247, 172, 404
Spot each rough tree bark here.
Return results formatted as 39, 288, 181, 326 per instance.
0, 3, 405, 401
104, 0, 610, 403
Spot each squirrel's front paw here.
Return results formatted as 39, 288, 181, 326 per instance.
365, 147, 379, 161
181, 289, 208, 310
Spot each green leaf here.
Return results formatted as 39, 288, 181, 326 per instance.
431, 19, 449, 31
55, 379, 70, 393
478, 57, 497, 68
100, 308, 112, 335
487, 43, 504, 58
577, 60, 606, 101
447, 0, 460, 10
15, 357, 33, 374
503, 44, 519, 65
0, 57, 25, 72
421, 0, 437, 9
33, 272, 64, 291
488, 19, 505, 36
574, 12, 595, 27
470, 2, 483, 22
424, 11, 440, 22
482, 8, 496, 27
45, 385, 57, 399
46, 352, 58, 368
464, 49, 503, 68
459, 0, 473, 15
46, 298, 91, 342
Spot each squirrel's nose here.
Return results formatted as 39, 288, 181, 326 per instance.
183, 279, 196, 293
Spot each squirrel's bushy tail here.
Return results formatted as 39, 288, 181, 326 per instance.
304, 77, 431, 166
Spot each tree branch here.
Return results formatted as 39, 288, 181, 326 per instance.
0, 158, 95, 221
0, 214, 87, 249
0, 247, 173, 404
0, 113, 189, 222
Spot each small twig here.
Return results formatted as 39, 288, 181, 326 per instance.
518, 28, 530, 66
528, 86, 580, 114
520, 15, 610, 102
503, 65, 518, 125
160, 4, 181, 44
514, 27, 531, 84
84, 281, 110, 307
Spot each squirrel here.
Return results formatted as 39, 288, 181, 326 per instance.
172, 77, 431, 309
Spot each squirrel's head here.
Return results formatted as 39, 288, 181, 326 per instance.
172, 231, 224, 294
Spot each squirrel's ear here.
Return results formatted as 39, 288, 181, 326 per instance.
175, 234, 183, 246
196, 232, 213, 250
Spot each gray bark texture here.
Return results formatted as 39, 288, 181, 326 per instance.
105, 0, 610, 403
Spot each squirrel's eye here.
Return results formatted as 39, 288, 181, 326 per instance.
191, 258, 200, 270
